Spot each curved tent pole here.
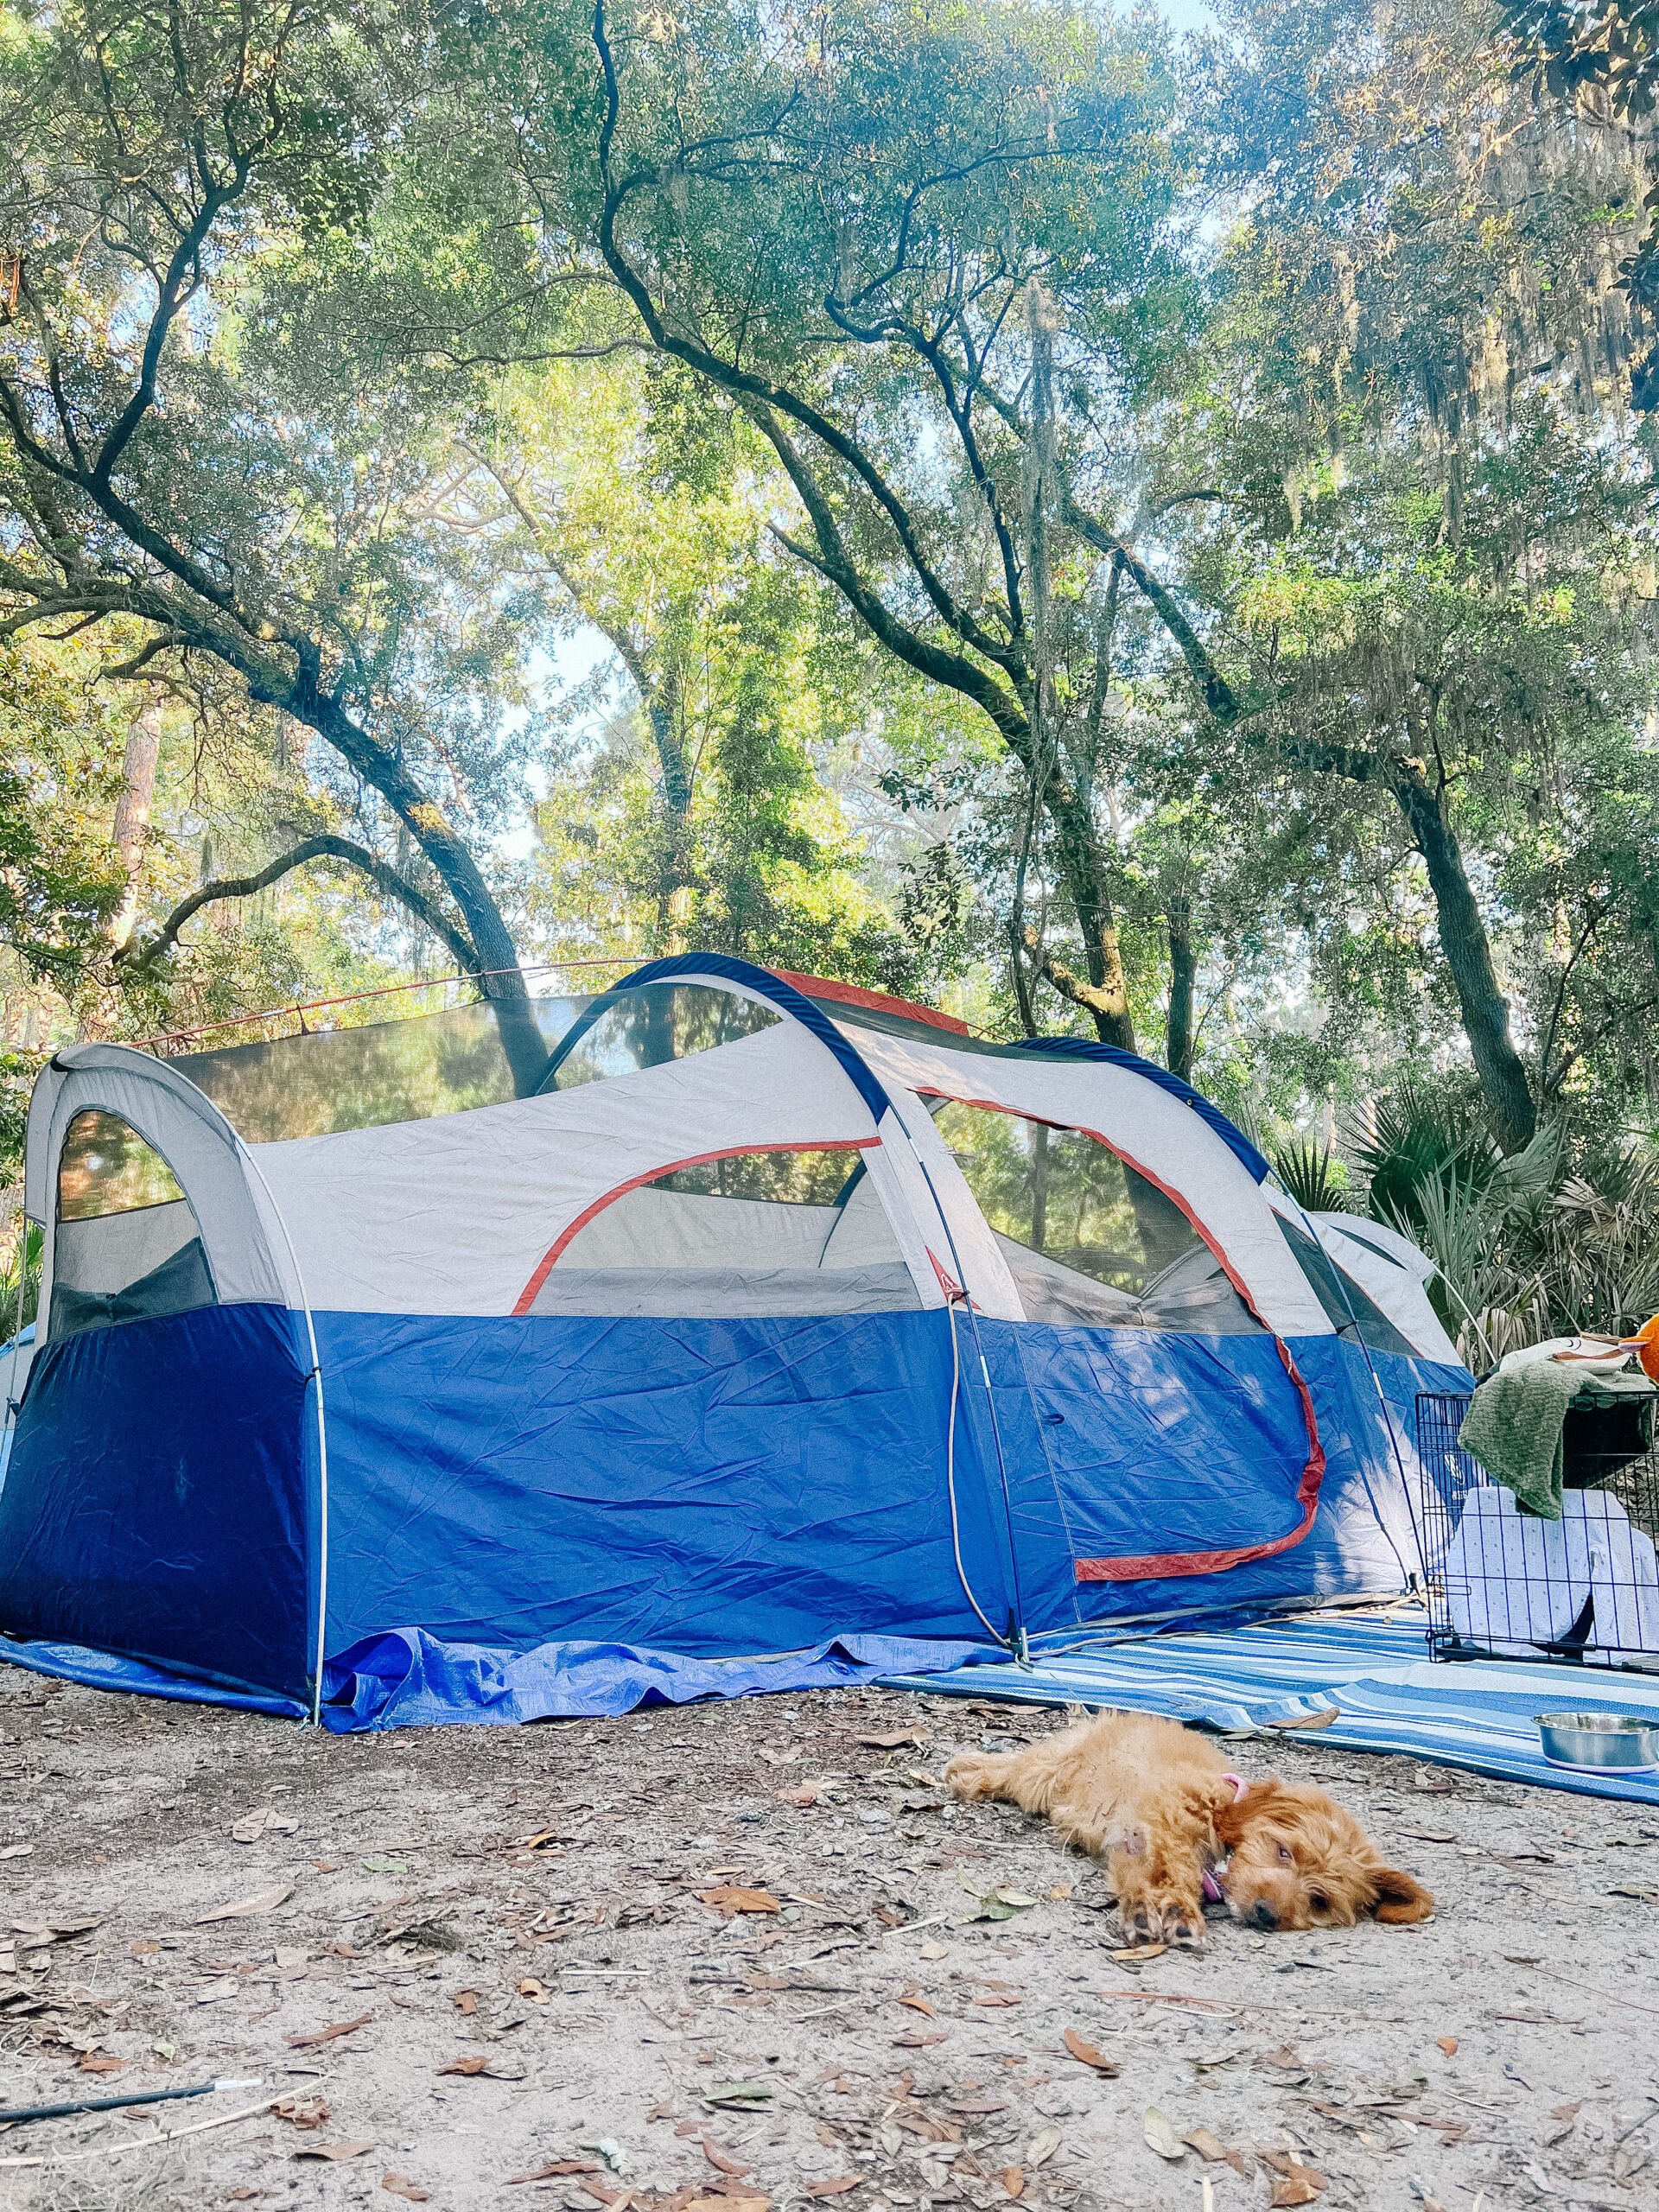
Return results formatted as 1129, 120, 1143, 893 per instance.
1276, 1190, 1415, 1590
890, 1119, 1029, 1659
597, 953, 1030, 1655
235, 1141, 331, 1728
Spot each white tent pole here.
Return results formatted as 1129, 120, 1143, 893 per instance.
236, 1143, 330, 1729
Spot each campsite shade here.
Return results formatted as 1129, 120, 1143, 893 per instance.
0, 957, 1468, 1726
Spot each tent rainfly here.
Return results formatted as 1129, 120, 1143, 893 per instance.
0, 957, 1468, 1726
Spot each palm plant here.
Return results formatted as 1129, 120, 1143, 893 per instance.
0, 1214, 41, 1339
1357, 1086, 1659, 1366
1268, 1135, 1354, 1214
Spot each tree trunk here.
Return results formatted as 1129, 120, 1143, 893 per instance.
294, 691, 549, 1094
645, 666, 694, 954
108, 686, 164, 951
1165, 894, 1196, 1081
1390, 773, 1537, 1151
1043, 786, 1136, 1052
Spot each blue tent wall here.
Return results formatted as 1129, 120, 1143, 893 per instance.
0, 1305, 314, 1700
309, 1306, 1015, 1659
0, 1304, 1466, 1712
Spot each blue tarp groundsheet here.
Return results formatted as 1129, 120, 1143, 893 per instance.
882, 1610, 1659, 1804
0, 1626, 985, 1728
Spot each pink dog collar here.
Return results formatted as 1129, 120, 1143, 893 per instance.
1201, 1774, 1246, 1904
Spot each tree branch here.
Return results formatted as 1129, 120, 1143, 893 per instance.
120, 834, 480, 975
1020, 923, 1124, 1030
588, 0, 1018, 672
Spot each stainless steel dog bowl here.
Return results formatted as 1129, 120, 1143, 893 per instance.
1536, 1711, 1659, 1771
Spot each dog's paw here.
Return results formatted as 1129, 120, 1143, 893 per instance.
1116, 1888, 1205, 1948
942, 1752, 1001, 1802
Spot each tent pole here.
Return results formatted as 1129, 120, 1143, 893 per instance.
887, 1109, 1027, 1656
237, 1145, 330, 1729
1280, 1190, 1414, 1590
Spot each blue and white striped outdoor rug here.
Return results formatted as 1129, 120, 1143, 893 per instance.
880, 1611, 1659, 1803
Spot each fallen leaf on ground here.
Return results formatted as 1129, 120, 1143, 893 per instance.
1143, 2108, 1185, 2162
1049, 1885, 1073, 1900
516, 1828, 564, 1851
918, 1940, 947, 1961
0, 1845, 32, 1859
702, 2141, 750, 2177
1061, 2029, 1116, 2076
78, 2054, 123, 2074
1110, 1943, 1167, 1962
1399, 1827, 1458, 1843
505, 2163, 602, 2183
295, 2142, 374, 2163
381, 2177, 429, 2202
701, 2084, 774, 2110
450, 1989, 479, 2014
517, 1977, 548, 2004
1436, 2036, 1458, 2056
895, 2032, 949, 2048
698, 1886, 781, 1917
270, 2097, 330, 2131
1000, 2168, 1024, 2199
285, 2012, 372, 2051
898, 1992, 936, 2017
195, 1883, 295, 1924
330, 1942, 363, 1960
228, 2190, 259, 2202
438, 2055, 490, 2075
859, 1730, 925, 1748
683, 2198, 767, 2212
1180, 2128, 1243, 2171
971, 1993, 1021, 2008
1027, 2126, 1061, 2168
777, 1787, 823, 1807
1550, 2101, 1582, 2122
130, 1940, 161, 1957
360, 1857, 410, 1875
1262, 2153, 1329, 2197
804, 2181, 858, 2197
1268, 1705, 1339, 1730
1609, 1885, 1659, 1904
647, 2102, 676, 2124
232, 1807, 299, 1844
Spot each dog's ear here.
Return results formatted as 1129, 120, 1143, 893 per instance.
1367, 1866, 1435, 1924
1213, 1774, 1287, 1847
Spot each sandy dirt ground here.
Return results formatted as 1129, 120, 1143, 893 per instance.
2, 1665, 1658, 2212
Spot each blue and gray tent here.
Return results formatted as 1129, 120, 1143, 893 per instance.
0, 957, 1468, 1726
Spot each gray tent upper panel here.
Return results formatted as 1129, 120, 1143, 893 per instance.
24, 1046, 296, 1319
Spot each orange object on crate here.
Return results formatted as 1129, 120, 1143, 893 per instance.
1626, 1315, 1659, 1383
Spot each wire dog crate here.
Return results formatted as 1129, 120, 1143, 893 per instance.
1411, 1389, 1659, 1669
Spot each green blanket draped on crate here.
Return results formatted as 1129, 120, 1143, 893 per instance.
1459, 1345, 1656, 1517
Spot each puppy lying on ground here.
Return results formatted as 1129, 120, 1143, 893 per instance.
946, 1709, 1433, 1941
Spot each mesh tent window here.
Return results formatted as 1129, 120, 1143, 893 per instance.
929, 1097, 1264, 1333
540, 983, 779, 1092
1274, 1216, 1415, 1357
51, 1109, 216, 1338
171, 982, 782, 1142
518, 1144, 919, 1319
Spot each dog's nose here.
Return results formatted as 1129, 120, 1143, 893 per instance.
1251, 1900, 1279, 1930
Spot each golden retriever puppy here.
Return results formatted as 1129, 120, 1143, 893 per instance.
945, 1709, 1433, 1942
